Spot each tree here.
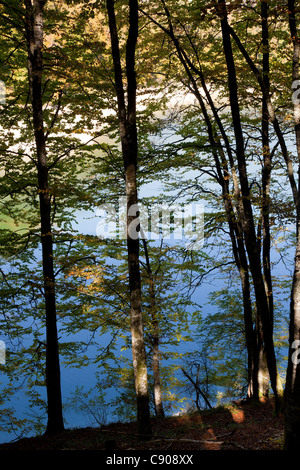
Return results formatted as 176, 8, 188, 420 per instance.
105, 0, 152, 436
141, 237, 164, 417
217, 0, 282, 409
283, 0, 300, 450
138, 0, 286, 404
0, 0, 185, 437
0, 0, 296, 443
211, 0, 300, 447
0, 0, 109, 436
24, 0, 64, 435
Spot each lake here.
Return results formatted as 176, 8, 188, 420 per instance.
0, 150, 295, 444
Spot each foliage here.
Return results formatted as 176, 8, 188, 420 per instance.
0, 0, 297, 440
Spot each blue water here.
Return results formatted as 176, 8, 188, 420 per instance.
0, 200, 206, 443
0, 189, 293, 444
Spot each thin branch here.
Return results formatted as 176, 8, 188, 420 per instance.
181, 367, 213, 409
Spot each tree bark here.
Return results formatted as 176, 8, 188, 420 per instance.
261, 0, 274, 326
106, 0, 152, 436
142, 237, 165, 418
24, 0, 64, 434
142, 0, 275, 404
284, 0, 300, 450
153, 2, 261, 401
218, 0, 282, 410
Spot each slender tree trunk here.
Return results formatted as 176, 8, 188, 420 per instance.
142, 237, 164, 417
285, 220, 300, 449
222, 185, 259, 400
218, 0, 282, 410
151, 330, 164, 418
106, 0, 152, 436
24, 0, 64, 434
255, 0, 272, 399
261, 0, 274, 326
155, 1, 263, 401
145, 0, 264, 402
284, 0, 300, 450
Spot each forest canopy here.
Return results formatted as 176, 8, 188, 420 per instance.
0, 0, 299, 450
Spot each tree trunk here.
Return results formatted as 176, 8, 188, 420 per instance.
106, 0, 152, 436
284, 0, 300, 450
285, 221, 300, 448
261, 0, 274, 326
142, 237, 165, 417
258, 347, 269, 399
24, 0, 64, 435
147, 0, 268, 403
157, 2, 264, 401
218, 0, 282, 410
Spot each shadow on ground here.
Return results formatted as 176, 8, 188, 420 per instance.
0, 398, 284, 451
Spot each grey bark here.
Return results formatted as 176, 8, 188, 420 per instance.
106, 0, 152, 436
24, 0, 64, 434
284, 0, 300, 450
218, 0, 282, 410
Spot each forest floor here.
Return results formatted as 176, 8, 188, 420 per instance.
0, 398, 284, 451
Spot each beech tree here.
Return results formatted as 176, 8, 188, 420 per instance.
105, 0, 152, 436
1, 0, 299, 447
284, 0, 300, 450
24, 0, 64, 435
138, 0, 286, 406
0, 0, 108, 436
217, 0, 282, 408
210, 0, 300, 448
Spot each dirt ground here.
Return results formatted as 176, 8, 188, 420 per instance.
0, 398, 284, 452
